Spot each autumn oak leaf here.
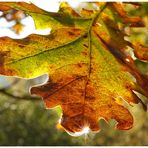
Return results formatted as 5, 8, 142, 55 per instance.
0, 2, 148, 135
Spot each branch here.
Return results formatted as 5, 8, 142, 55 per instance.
0, 89, 41, 101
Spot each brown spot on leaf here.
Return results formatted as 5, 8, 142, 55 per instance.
125, 82, 132, 90
81, 51, 88, 56
0, 52, 16, 76
68, 31, 75, 36
133, 44, 148, 62
18, 44, 25, 48
83, 34, 88, 38
76, 63, 83, 68
80, 8, 95, 17
0, 52, 6, 66
83, 44, 88, 48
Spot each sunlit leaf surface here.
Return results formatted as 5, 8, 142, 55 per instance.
0, 2, 147, 135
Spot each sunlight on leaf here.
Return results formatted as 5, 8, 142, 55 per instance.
0, 2, 147, 136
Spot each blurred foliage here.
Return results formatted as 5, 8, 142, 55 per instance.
0, 2, 147, 146
125, 3, 148, 46
0, 9, 26, 34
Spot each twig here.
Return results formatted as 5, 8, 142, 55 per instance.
0, 89, 41, 101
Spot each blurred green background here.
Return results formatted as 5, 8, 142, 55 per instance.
0, 2, 147, 146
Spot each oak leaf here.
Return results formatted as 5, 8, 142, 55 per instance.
0, 2, 148, 135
